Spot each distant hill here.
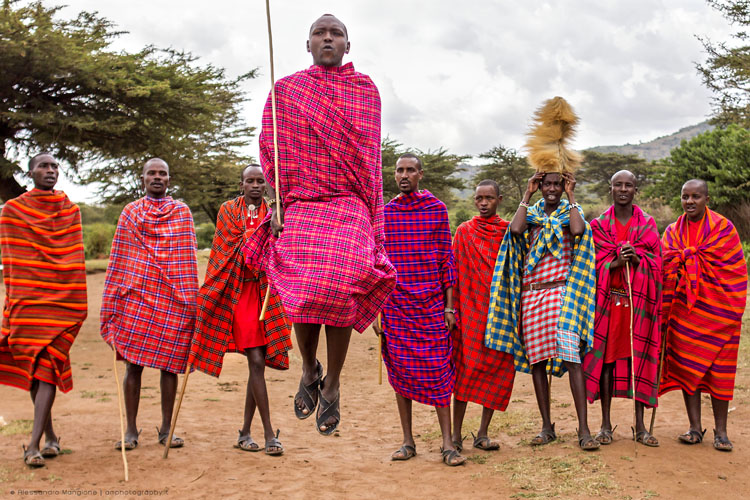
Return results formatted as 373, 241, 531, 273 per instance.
587, 121, 714, 161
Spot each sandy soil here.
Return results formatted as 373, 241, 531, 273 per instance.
1, 266, 749, 500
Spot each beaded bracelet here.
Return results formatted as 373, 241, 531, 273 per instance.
519, 201, 530, 208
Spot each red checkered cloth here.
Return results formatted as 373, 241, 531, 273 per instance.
521, 226, 576, 364
243, 63, 396, 333
101, 196, 198, 374
583, 205, 663, 407
0, 189, 87, 393
382, 190, 456, 407
452, 216, 516, 411
189, 197, 291, 376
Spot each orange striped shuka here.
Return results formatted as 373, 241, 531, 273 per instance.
660, 208, 747, 401
0, 189, 87, 392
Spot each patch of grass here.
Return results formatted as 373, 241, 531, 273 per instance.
218, 381, 240, 392
557, 403, 571, 408
81, 390, 110, 399
490, 409, 539, 437
643, 491, 659, 498
0, 466, 9, 483
0, 419, 33, 436
45, 474, 62, 483
497, 453, 618, 498
511, 399, 526, 403
468, 454, 488, 464
620, 455, 634, 462
85, 259, 109, 274
59, 449, 72, 455
96, 397, 112, 403
204, 398, 220, 402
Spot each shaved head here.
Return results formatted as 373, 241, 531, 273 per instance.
143, 157, 169, 175
610, 169, 637, 186
683, 178, 708, 196
241, 163, 262, 180
310, 14, 347, 38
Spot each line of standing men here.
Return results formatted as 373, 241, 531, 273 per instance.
1, 12, 746, 470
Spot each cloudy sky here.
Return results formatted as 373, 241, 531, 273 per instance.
31, 0, 735, 199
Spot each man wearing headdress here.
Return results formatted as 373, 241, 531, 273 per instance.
659, 179, 746, 451
0, 153, 87, 467
243, 14, 396, 436
485, 97, 599, 450
582, 170, 663, 447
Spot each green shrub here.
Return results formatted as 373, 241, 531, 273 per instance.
83, 223, 116, 259
195, 222, 216, 250
743, 241, 750, 277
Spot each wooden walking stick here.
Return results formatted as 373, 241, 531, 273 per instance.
163, 364, 191, 459
112, 349, 129, 481
259, 0, 282, 322
649, 331, 667, 435
377, 313, 383, 385
625, 261, 637, 456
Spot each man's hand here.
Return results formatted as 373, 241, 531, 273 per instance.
444, 310, 456, 331
618, 241, 640, 267
526, 172, 545, 197
270, 205, 285, 237
372, 317, 384, 337
562, 173, 577, 199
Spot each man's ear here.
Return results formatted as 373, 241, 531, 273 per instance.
306, 40, 311, 52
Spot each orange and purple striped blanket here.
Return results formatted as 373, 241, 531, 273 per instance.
660, 208, 747, 400
0, 189, 87, 392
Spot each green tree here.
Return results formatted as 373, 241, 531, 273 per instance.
473, 145, 534, 215
0, 1, 254, 222
697, 0, 750, 127
381, 138, 467, 208
578, 150, 655, 198
649, 124, 750, 239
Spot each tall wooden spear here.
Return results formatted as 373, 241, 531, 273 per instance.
113, 349, 129, 480
625, 261, 637, 456
258, 0, 282, 322
649, 332, 667, 434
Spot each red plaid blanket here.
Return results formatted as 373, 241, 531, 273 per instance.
189, 197, 291, 376
244, 63, 396, 332
101, 196, 198, 374
0, 189, 87, 392
452, 216, 515, 410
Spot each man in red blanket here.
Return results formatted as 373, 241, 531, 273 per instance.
101, 158, 199, 451
660, 179, 747, 451
376, 153, 465, 466
451, 180, 516, 453
582, 170, 663, 447
1, 153, 87, 467
189, 164, 292, 455
244, 14, 396, 436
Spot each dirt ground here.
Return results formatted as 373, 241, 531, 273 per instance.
1, 265, 749, 500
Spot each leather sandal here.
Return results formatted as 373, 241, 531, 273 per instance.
391, 444, 417, 461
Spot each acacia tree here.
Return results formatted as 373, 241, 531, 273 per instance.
0, 1, 254, 221
649, 125, 750, 239
578, 150, 655, 198
381, 138, 467, 207
698, 0, 750, 127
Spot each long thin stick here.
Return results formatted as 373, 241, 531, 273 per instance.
259, 0, 281, 322
548, 371, 552, 407
377, 314, 383, 385
112, 349, 129, 481
163, 365, 191, 459
649, 331, 667, 434
625, 262, 637, 456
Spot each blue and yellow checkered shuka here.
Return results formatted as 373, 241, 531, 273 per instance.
484, 199, 596, 376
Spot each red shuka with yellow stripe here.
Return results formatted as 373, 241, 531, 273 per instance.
0, 189, 87, 392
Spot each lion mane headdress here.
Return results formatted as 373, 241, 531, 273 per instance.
524, 96, 582, 174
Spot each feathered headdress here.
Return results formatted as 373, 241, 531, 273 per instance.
524, 96, 582, 174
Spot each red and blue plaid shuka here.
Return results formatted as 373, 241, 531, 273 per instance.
382, 190, 456, 407
452, 216, 516, 411
101, 196, 198, 374
583, 205, 663, 407
189, 197, 291, 376
243, 63, 396, 333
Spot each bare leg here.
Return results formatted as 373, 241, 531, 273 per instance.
635, 401, 647, 434
477, 406, 495, 439
682, 389, 702, 433
30, 380, 58, 447
565, 361, 592, 438
294, 322, 321, 415
451, 397, 468, 445
395, 393, 415, 449
247, 346, 279, 452
436, 405, 455, 451
598, 362, 614, 432
240, 358, 258, 438
159, 370, 177, 436
123, 362, 143, 442
26, 381, 56, 455
711, 396, 729, 439
318, 325, 353, 431
531, 362, 553, 433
